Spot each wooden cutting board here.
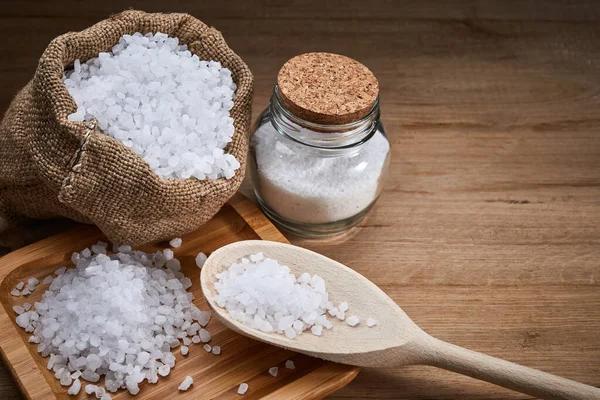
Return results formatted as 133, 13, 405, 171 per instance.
0, 193, 359, 400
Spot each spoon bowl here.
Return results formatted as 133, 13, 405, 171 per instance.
201, 240, 600, 400
201, 240, 424, 367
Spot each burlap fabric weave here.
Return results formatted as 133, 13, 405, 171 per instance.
0, 11, 253, 244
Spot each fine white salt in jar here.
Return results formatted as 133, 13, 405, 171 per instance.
249, 53, 390, 236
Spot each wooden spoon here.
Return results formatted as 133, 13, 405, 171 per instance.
200, 240, 600, 400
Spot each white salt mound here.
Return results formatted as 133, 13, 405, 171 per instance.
253, 124, 390, 224
237, 383, 249, 395
64, 32, 240, 180
178, 375, 194, 391
214, 254, 349, 338
13, 242, 212, 396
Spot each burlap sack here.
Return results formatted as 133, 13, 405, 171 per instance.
0, 10, 253, 244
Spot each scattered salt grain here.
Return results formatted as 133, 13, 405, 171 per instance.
163, 248, 174, 261
68, 378, 81, 395
85, 384, 97, 395
181, 346, 189, 356
169, 238, 182, 248
237, 383, 249, 395
199, 329, 211, 343
16, 282, 24, 290
54, 266, 67, 275
192, 335, 201, 344
285, 360, 295, 370
64, 32, 239, 180
195, 252, 207, 269
10, 289, 20, 297
21, 287, 31, 296
179, 376, 194, 391
268, 367, 278, 377
42, 275, 54, 284
28, 336, 41, 343
203, 344, 212, 352
12, 305, 25, 315
28, 277, 39, 286
310, 325, 323, 336
346, 315, 360, 327
212, 346, 221, 355
158, 365, 171, 377
183, 337, 191, 346
367, 317, 377, 327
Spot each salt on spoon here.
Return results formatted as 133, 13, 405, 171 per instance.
201, 240, 600, 400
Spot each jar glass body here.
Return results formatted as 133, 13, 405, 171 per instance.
249, 87, 391, 237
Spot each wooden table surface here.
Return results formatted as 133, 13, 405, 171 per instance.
1, 1, 599, 399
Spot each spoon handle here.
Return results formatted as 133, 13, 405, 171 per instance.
422, 336, 600, 400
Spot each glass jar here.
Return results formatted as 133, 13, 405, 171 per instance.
249, 85, 391, 237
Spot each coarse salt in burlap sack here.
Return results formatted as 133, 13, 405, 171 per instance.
0, 10, 253, 244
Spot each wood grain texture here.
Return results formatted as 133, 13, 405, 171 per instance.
1, 0, 600, 398
0, 195, 358, 399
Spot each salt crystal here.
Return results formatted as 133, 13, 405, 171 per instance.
158, 365, 171, 376
311, 325, 323, 336
346, 315, 360, 327
199, 329, 211, 343
42, 275, 53, 284
268, 367, 278, 377
237, 383, 249, 395
16, 282, 25, 290
16, 313, 29, 328
183, 337, 191, 346
212, 346, 221, 355
54, 266, 67, 275
169, 238, 182, 248
117, 245, 132, 253
23, 302, 31, 311
67, 378, 81, 395
285, 360, 295, 370
85, 384, 97, 394
181, 346, 189, 356
10, 289, 20, 297
13, 305, 25, 314
203, 344, 212, 352
195, 252, 207, 269
367, 317, 377, 327
178, 375, 193, 391
28, 277, 39, 286
192, 335, 201, 344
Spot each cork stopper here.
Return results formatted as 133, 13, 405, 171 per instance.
277, 53, 379, 125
